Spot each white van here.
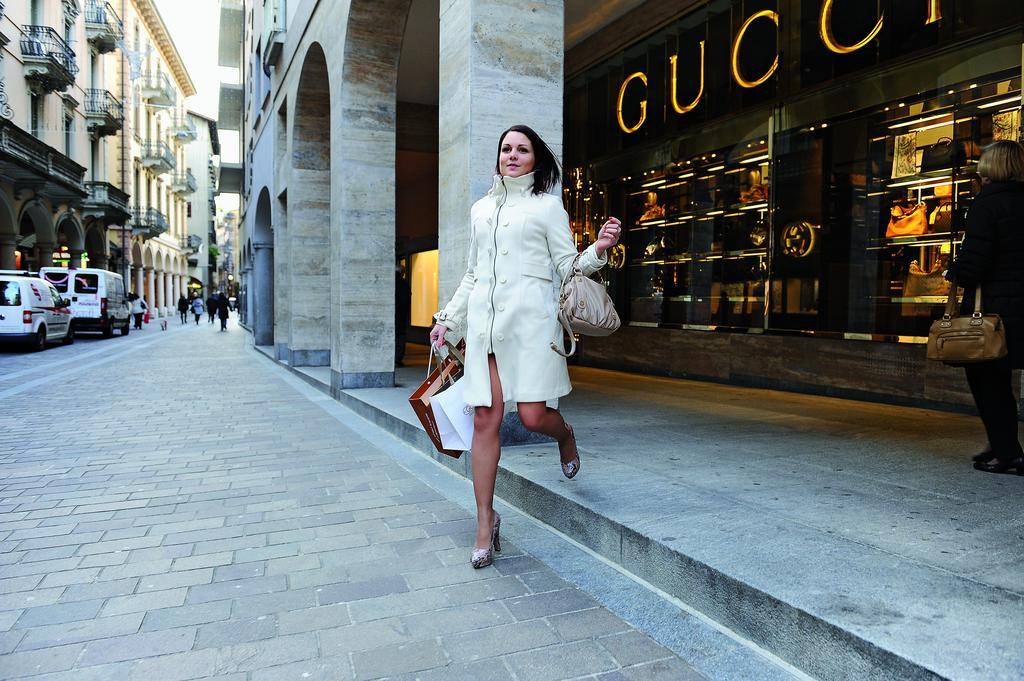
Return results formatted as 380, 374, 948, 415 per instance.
0, 274, 74, 350
40, 267, 130, 338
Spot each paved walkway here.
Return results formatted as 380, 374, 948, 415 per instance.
0, 319, 717, 680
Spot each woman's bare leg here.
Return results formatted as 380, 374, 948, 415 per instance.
517, 402, 576, 465
471, 354, 504, 549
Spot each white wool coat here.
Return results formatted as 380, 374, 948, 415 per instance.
435, 172, 607, 408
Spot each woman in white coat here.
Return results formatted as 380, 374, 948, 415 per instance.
430, 125, 622, 568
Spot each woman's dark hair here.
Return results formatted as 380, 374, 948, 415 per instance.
495, 124, 561, 195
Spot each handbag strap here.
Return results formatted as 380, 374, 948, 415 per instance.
942, 277, 984, 319
550, 310, 576, 358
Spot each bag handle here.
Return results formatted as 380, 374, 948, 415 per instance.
942, 277, 984, 319
550, 310, 576, 358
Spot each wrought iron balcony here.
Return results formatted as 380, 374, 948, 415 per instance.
140, 72, 175, 107
85, 89, 124, 137
172, 168, 198, 195
0, 119, 87, 204
85, 0, 123, 54
131, 207, 169, 238
20, 26, 78, 93
141, 141, 175, 175
82, 181, 130, 225
171, 116, 198, 144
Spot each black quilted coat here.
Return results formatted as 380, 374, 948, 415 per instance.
945, 181, 1024, 368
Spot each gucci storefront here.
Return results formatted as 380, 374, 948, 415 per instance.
564, 0, 1024, 409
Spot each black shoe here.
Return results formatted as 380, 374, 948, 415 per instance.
973, 457, 1024, 475
972, 448, 994, 463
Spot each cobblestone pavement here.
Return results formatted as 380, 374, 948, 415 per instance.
0, 320, 705, 680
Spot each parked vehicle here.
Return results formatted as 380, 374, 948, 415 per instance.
0, 274, 74, 351
39, 268, 130, 338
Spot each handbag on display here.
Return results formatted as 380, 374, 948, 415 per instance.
891, 132, 919, 178
886, 203, 929, 238
408, 340, 468, 458
643, 232, 674, 258
904, 260, 951, 298
927, 279, 1007, 364
551, 253, 621, 358
992, 110, 1021, 142
930, 202, 953, 230
920, 137, 966, 173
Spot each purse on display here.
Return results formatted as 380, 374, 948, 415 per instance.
891, 132, 919, 178
993, 110, 1021, 142
551, 253, 621, 358
644, 232, 674, 258
926, 279, 1007, 364
904, 260, 951, 298
886, 203, 929, 238
920, 137, 966, 173
930, 202, 953, 230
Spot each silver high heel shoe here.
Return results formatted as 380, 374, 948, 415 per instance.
560, 421, 581, 479
470, 511, 501, 569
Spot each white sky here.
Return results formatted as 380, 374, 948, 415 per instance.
153, 0, 220, 120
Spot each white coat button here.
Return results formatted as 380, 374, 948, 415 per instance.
501, 249, 508, 255
487, 218, 493, 225
478, 332, 485, 339
497, 334, 505, 342
499, 277, 507, 284
502, 221, 509, 227
498, 305, 505, 311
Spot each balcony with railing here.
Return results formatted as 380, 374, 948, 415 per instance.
141, 141, 175, 175
82, 182, 130, 225
131, 207, 169, 239
140, 72, 175, 107
85, 89, 124, 137
171, 116, 198, 144
172, 168, 198, 196
20, 26, 78, 93
85, 0, 123, 54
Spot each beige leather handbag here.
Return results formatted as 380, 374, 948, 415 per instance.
551, 254, 621, 358
926, 280, 1007, 364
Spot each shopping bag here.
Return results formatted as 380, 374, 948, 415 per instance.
144, 310, 150, 324
431, 374, 474, 451
407, 341, 466, 458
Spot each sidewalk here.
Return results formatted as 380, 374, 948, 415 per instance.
275, 343, 1024, 681
0, 324, 757, 681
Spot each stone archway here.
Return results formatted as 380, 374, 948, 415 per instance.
84, 223, 108, 270
253, 187, 274, 346
18, 200, 55, 269
131, 241, 144, 296
289, 43, 332, 367
54, 213, 85, 268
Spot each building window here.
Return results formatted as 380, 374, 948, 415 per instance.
64, 110, 74, 157
30, 95, 43, 138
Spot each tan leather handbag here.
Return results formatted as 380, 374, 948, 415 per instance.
886, 203, 929, 238
926, 280, 1007, 364
551, 254, 621, 358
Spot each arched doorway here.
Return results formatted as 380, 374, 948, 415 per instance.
290, 43, 332, 367
253, 188, 274, 346
131, 241, 144, 297
18, 201, 54, 270
84, 223, 108, 270
54, 213, 85, 268
0, 192, 17, 269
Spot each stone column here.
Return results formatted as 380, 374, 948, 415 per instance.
69, 249, 84, 270
254, 242, 275, 346
163, 272, 172, 316
36, 242, 55, 268
155, 270, 165, 315
438, 0, 564, 305
172, 273, 180, 307
145, 267, 155, 316
134, 266, 144, 298
274, 200, 290, 361
91, 253, 108, 270
0, 235, 16, 270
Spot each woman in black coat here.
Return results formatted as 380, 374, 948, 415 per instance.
217, 294, 229, 331
944, 140, 1024, 474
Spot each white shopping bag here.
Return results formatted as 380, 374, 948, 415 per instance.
431, 376, 475, 451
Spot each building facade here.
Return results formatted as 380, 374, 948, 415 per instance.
234, 0, 1023, 410
183, 110, 218, 295
1, 0, 201, 319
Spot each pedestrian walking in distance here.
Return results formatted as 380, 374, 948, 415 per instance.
206, 293, 217, 324
944, 140, 1024, 475
177, 294, 189, 325
429, 124, 622, 569
191, 295, 205, 325
217, 293, 230, 331
130, 293, 147, 330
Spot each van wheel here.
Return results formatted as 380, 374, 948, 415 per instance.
102, 323, 114, 338
62, 323, 75, 345
120, 321, 130, 336
32, 327, 46, 352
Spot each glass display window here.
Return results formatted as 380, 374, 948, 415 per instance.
770, 69, 1021, 339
